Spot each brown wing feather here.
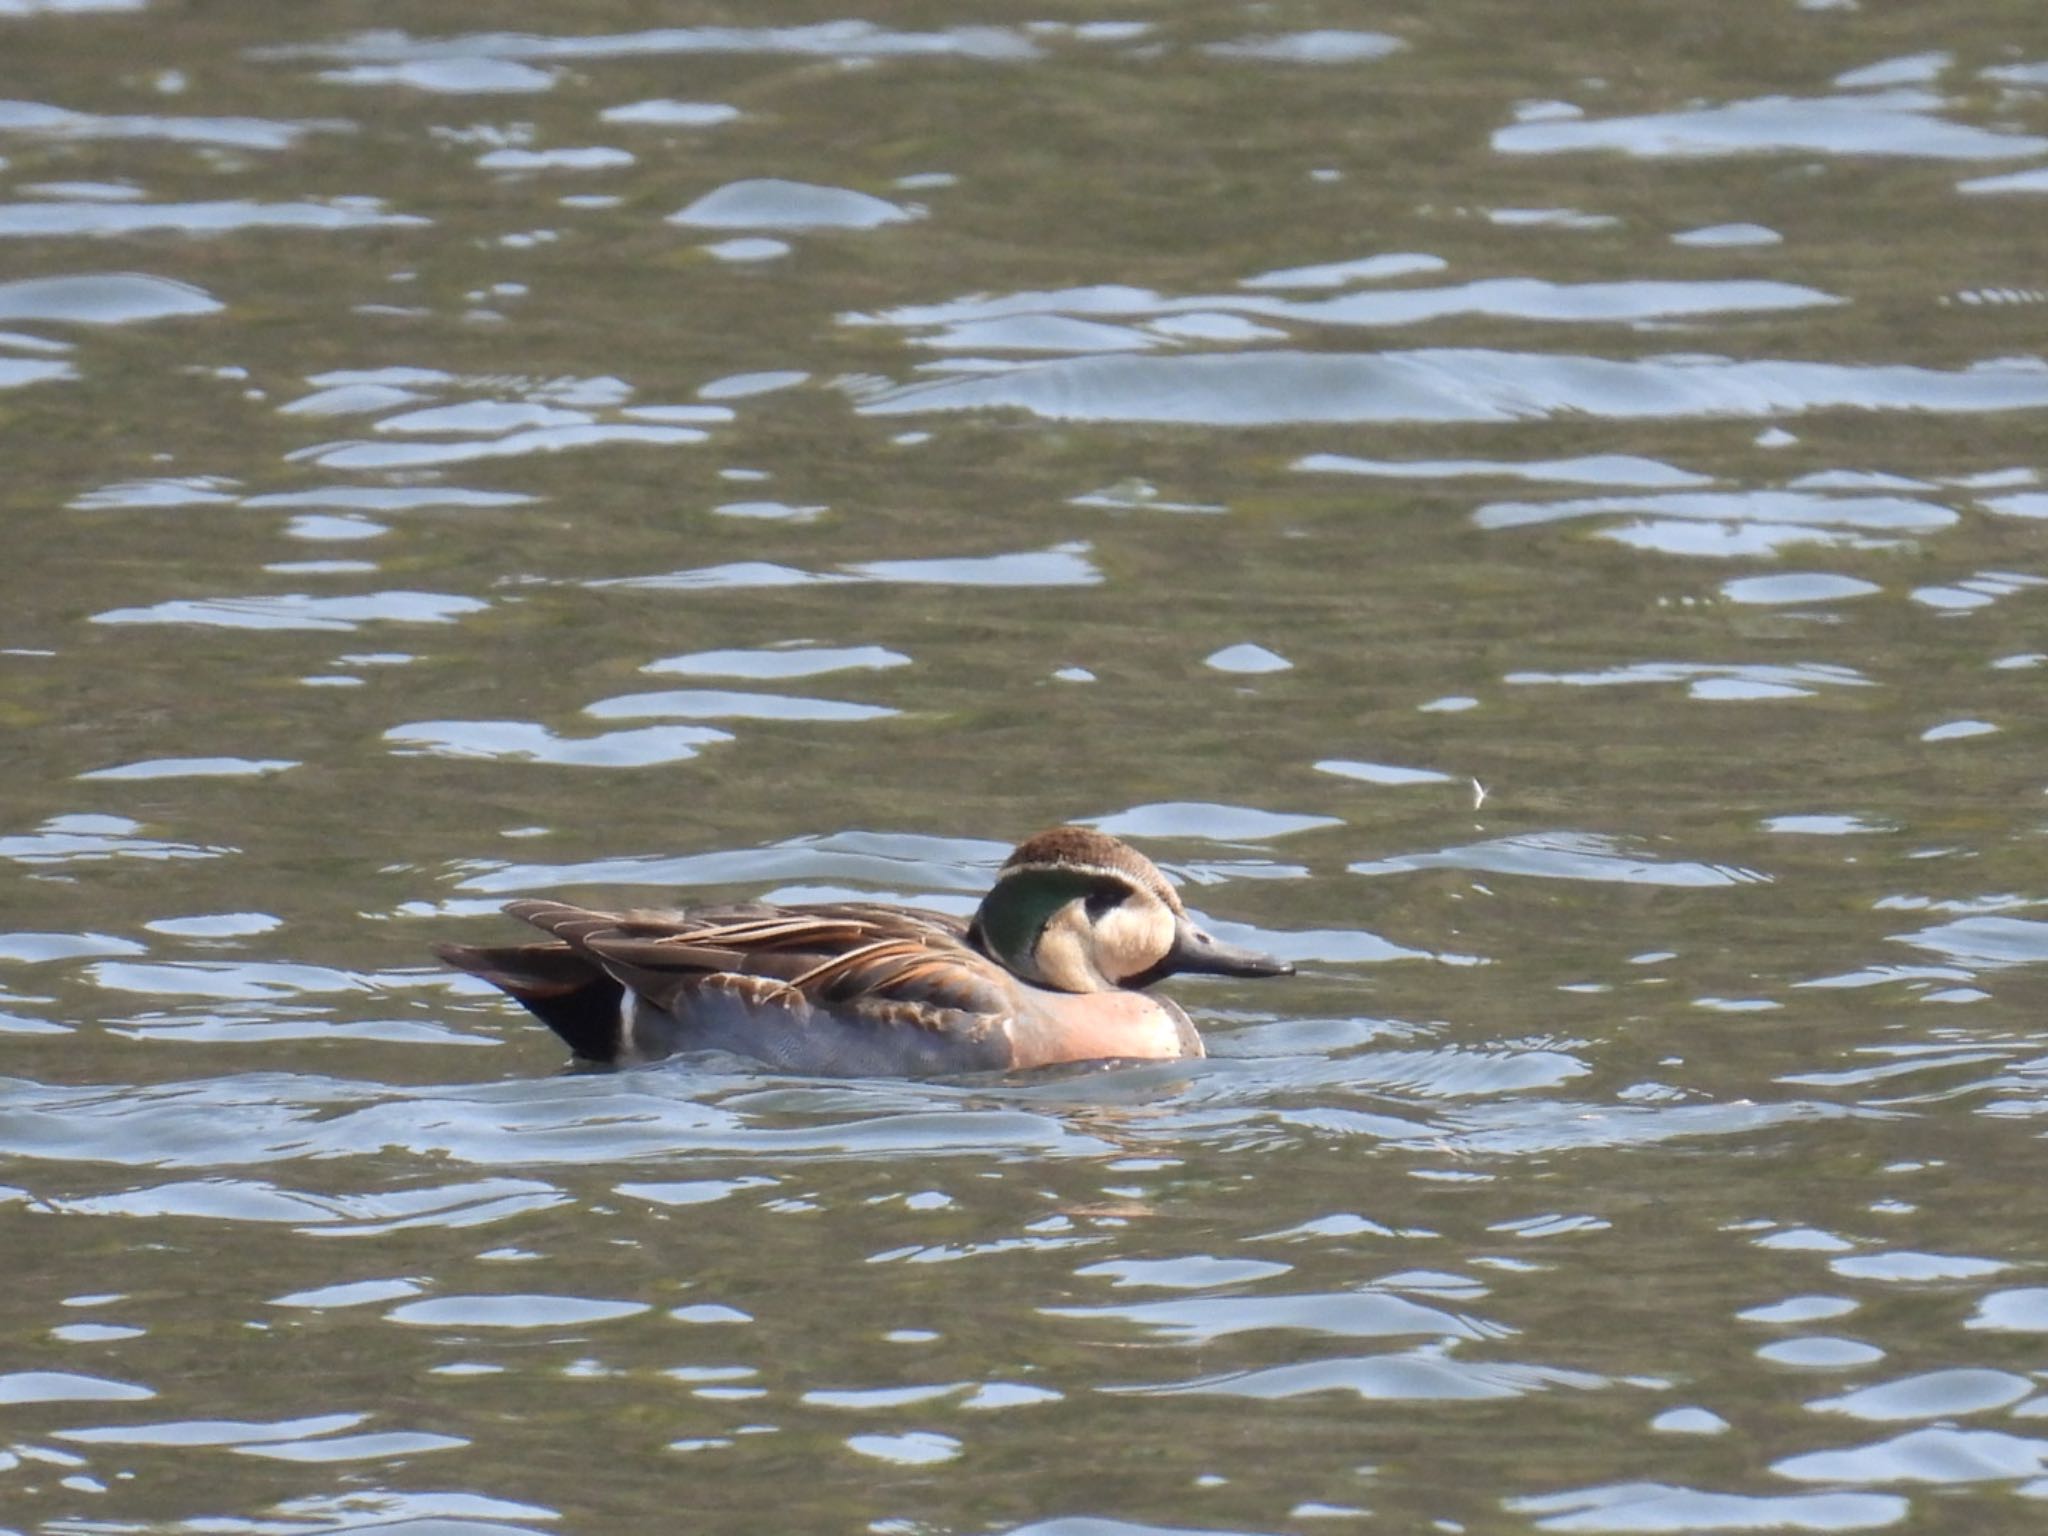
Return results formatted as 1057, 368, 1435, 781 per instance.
500, 897, 1003, 1027
634, 969, 811, 1019
785, 938, 933, 991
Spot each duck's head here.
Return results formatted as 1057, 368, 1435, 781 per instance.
968, 826, 1293, 994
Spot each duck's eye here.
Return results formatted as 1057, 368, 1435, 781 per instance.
1084, 884, 1125, 920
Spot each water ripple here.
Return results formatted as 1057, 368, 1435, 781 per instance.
1352, 831, 1767, 887
1044, 1290, 1491, 1344
92, 590, 487, 631
0, 97, 340, 150
1508, 1483, 1908, 1533
1494, 88, 2048, 160
0, 272, 220, 324
672, 178, 919, 231
0, 198, 424, 238
1204, 31, 1403, 65
385, 720, 733, 768
851, 278, 1838, 346
1113, 1350, 1608, 1403
0, 813, 230, 866
253, 23, 1045, 67
1775, 1426, 2048, 1484
852, 350, 2048, 426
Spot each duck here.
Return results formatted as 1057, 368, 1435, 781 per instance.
434, 825, 1291, 1075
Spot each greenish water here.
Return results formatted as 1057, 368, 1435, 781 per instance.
4, 3, 2048, 1533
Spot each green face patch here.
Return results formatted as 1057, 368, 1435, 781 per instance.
975, 867, 1111, 974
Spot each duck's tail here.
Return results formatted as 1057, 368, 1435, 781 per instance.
433, 941, 625, 1063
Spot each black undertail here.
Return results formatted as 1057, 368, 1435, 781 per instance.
433, 942, 624, 1063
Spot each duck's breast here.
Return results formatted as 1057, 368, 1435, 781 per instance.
1004, 991, 1204, 1069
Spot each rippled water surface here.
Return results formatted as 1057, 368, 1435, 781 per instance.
5, 2, 2048, 1532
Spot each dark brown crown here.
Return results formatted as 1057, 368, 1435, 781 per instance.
1001, 826, 1182, 911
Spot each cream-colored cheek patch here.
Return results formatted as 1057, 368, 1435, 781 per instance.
1094, 901, 1174, 982
1033, 907, 1099, 992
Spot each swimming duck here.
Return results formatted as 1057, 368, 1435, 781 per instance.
435, 826, 1291, 1075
